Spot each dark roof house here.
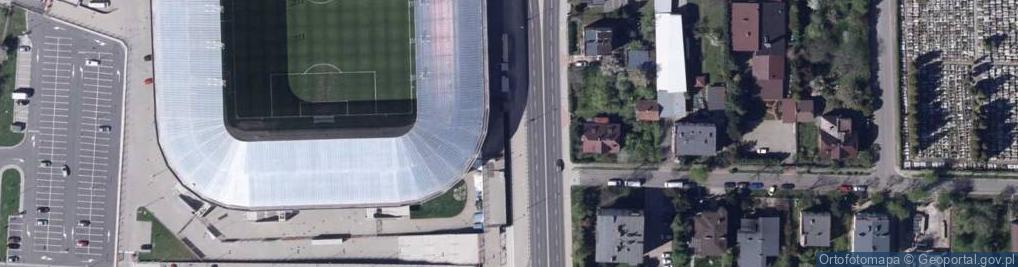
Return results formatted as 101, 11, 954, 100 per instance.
674, 123, 717, 156
731, 3, 760, 52
757, 2, 788, 56
584, 26, 614, 57
800, 212, 831, 247
582, 117, 622, 154
626, 49, 652, 70
737, 217, 780, 267
852, 213, 891, 252
706, 86, 727, 111
595, 209, 645, 265
692, 207, 728, 256
581, 0, 630, 13
635, 100, 661, 122
796, 100, 815, 122
817, 115, 859, 160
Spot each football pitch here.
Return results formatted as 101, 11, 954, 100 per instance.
222, 0, 416, 136
283, 0, 413, 103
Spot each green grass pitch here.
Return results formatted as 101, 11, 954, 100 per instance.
284, 0, 414, 103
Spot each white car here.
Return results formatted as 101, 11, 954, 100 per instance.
61, 165, 71, 177
85, 59, 101, 66
607, 178, 624, 187
664, 179, 690, 189
624, 179, 643, 188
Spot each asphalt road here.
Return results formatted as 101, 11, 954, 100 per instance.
2, 13, 125, 266
523, 0, 565, 264
873, 0, 900, 179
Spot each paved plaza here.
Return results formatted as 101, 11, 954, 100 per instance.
2, 11, 126, 266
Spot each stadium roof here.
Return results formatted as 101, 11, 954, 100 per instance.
151, 0, 488, 208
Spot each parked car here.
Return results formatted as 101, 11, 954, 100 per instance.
749, 182, 765, 190
36, 219, 48, 226
78, 220, 91, 227
61, 165, 71, 177
8, 236, 20, 243
838, 184, 852, 193
18, 45, 30, 52
39, 160, 52, 167
98, 125, 112, 132
7, 255, 18, 262
768, 185, 778, 195
737, 182, 750, 189
853, 185, 868, 193
624, 179, 644, 188
724, 182, 737, 189
6, 243, 18, 249
607, 178, 624, 187
85, 59, 101, 66
664, 179, 691, 189
572, 60, 589, 67
781, 183, 796, 190
36, 206, 49, 213
76, 240, 89, 247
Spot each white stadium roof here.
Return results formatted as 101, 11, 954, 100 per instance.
152, 0, 488, 209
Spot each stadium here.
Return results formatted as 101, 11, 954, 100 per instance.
151, 0, 489, 208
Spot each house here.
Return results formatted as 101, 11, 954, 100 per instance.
674, 123, 716, 157
626, 49, 652, 70
752, 54, 786, 102
595, 209, 645, 265
1011, 221, 1018, 252
705, 86, 726, 111
780, 99, 797, 123
731, 3, 760, 52
582, 117, 622, 154
635, 100, 661, 122
692, 207, 728, 256
817, 115, 859, 160
584, 26, 614, 57
655, 13, 689, 119
581, 0, 630, 13
852, 213, 892, 252
757, 2, 788, 56
796, 100, 815, 122
737, 217, 780, 267
800, 212, 831, 247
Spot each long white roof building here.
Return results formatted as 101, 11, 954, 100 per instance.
654, 13, 688, 119
151, 0, 488, 209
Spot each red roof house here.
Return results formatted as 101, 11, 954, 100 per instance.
731, 3, 760, 52
582, 117, 622, 154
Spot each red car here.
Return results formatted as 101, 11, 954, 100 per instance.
838, 184, 852, 193
76, 240, 89, 247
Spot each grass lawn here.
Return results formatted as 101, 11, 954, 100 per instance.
136, 208, 196, 261
0, 8, 26, 146
0, 169, 20, 259
796, 122, 818, 162
284, 0, 413, 103
689, 0, 730, 83
410, 181, 467, 219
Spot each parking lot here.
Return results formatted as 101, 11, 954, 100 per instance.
3, 12, 125, 266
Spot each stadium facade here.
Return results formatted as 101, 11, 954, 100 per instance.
151, 0, 489, 209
